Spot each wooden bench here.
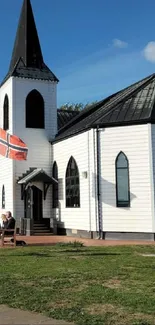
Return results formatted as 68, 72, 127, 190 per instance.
1, 226, 16, 248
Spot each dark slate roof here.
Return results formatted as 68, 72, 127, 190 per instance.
53, 73, 155, 143
1, 0, 58, 86
57, 109, 80, 129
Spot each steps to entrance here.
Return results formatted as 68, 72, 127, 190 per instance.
33, 221, 52, 236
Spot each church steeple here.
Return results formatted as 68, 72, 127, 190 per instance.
1, 0, 58, 86
10, 0, 44, 70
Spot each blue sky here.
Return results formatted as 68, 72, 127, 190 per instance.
0, 0, 155, 107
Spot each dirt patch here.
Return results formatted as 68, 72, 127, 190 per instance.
122, 266, 134, 270
103, 278, 121, 289
84, 303, 123, 315
64, 283, 88, 293
69, 255, 85, 260
74, 283, 89, 292
47, 299, 72, 310
84, 304, 155, 324
19, 280, 36, 287
139, 253, 155, 257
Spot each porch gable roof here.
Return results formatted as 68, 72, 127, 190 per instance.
17, 168, 58, 185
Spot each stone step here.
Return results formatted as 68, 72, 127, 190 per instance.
34, 223, 50, 226
33, 233, 53, 236
33, 226, 48, 230
34, 229, 50, 233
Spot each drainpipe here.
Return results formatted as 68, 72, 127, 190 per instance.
87, 131, 92, 236
96, 126, 102, 239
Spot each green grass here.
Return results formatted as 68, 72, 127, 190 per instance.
1, 244, 155, 324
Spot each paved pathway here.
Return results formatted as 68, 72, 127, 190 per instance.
16, 235, 155, 246
0, 305, 74, 324
1, 235, 155, 248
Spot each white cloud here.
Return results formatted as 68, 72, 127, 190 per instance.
113, 39, 128, 48
143, 41, 155, 62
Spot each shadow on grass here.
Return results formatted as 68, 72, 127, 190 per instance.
57, 250, 122, 256
0, 251, 123, 258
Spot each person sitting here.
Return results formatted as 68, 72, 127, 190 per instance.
5, 211, 15, 236
1, 214, 8, 229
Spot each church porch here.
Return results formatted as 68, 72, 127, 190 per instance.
17, 168, 58, 236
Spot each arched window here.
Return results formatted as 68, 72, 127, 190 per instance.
52, 161, 58, 208
2, 185, 5, 209
26, 89, 44, 128
3, 95, 9, 130
66, 156, 80, 208
116, 152, 130, 207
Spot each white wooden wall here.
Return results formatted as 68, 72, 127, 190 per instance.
100, 124, 154, 233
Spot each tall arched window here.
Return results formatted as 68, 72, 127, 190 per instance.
116, 152, 130, 207
2, 185, 5, 209
52, 161, 58, 208
3, 95, 9, 130
66, 156, 80, 208
26, 89, 44, 128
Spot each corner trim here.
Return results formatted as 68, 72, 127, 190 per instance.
148, 124, 155, 232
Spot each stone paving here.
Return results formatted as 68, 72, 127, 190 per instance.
1, 235, 155, 248
0, 305, 74, 324
14, 235, 155, 246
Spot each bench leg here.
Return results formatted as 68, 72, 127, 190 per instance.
1, 234, 4, 247
14, 236, 16, 247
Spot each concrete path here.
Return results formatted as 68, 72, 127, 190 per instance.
0, 305, 74, 325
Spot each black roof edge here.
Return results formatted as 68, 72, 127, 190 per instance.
57, 92, 118, 135
57, 109, 79, 113
50, 128, 92, 144
0, 73, 59, 88
92, 119, 152, 129
51, 119, 154, 145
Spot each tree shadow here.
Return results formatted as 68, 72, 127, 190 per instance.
92, 173, 136, 207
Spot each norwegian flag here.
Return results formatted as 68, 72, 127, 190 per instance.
0, 128, 28, 161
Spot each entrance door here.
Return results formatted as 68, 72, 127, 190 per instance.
32, 186, 43, 221
24, 186, 33, 219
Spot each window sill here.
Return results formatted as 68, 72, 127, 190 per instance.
66, 206, 81, 208
117, 202, 130, 208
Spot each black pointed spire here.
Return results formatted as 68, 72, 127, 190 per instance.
10, 0, 43, 70
1, 0, 58, 86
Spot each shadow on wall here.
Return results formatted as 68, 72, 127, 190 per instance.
92, 172, 137, 209
52, 200, 66, 233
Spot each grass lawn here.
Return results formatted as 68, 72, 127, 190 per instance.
1, 243, 155, 325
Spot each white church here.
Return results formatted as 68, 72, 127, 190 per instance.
0, 0, 155, 240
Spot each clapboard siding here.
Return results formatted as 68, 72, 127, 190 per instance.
12, 78, 57, 138
12, 78, 56, 222
0, 77, 57, 224
0, 156, 14, 215
53, 130, 97, 232
151, 124, 155, 232
0, 79, 14, 216
0, 78, 13, 132
100, 124, 153, 233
